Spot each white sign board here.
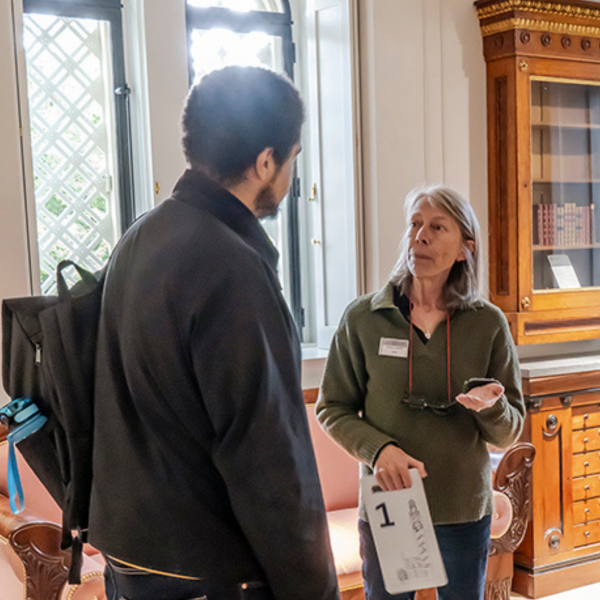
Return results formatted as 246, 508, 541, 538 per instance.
361, 471, 447, 594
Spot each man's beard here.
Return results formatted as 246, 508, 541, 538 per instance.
254, 169, 282, 219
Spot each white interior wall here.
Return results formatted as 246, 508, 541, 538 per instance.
360, 0, 487, 292
0, 0, 31, 302
0, 0, 29, 402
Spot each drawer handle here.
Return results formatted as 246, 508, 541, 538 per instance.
585, 462, 590, 467
585, 438, 589, 444
586, 531, 591, 537
586, 508, 590, 513
585, 485, 590, 491
585, 414, 589, 420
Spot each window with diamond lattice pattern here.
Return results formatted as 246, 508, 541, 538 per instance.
23, 13, 120, 294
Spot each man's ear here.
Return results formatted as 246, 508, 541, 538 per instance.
254, 147, 276, 183
457, 239, 476, 262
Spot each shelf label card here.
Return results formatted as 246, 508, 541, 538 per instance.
547, 254, 581, 289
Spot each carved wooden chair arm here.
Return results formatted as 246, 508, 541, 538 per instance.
489, 442, 536, 556
0, 493, 70, 600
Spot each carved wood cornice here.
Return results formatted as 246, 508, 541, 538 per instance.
476, 1, 600, 23
481, 17, 600, 38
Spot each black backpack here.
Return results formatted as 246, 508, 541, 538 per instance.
1, 260, 104, 583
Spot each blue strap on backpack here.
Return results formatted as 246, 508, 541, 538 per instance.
0, 397, 47, 514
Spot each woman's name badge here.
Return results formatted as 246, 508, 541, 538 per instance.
361, 472, 448, 594
379, 338, 409, 358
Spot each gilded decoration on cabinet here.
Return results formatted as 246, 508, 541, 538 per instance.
562, 35, 572, 46
521, 30, 531, 43
480, 18, 600, 38
476, 1, 600, 22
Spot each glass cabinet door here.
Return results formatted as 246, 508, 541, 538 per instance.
531, 79, 600, 291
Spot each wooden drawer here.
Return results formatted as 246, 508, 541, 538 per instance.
573, 520, 600, 547
573, 451, 600, 478
573, 474, 600, 501
572, 428, 600, 454
574, 498, 600, 523
573, 406, 600, 430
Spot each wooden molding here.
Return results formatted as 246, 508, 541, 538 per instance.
481, 18, 600, 38
476, 1, 600, 23
506, 308, 600, 345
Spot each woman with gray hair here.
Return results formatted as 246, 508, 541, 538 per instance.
316, 184, 525, 600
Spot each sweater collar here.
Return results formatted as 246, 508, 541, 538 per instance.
370, 281, 396, 311
370, 281, 486, 312
171, 169, 280, 272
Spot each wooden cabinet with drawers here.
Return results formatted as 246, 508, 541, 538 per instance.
514, 366, 600, 597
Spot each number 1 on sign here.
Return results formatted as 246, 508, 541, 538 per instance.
376, 502, 395, 527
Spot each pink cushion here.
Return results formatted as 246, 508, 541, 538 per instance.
326, 507, 361, 575
306, 404, 359, 511
490, 490, 513, 539
59, 554, 106, 600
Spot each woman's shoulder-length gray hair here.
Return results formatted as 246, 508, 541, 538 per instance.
390, 184, 482, 311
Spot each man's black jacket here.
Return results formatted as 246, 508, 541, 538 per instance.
88, 169, 339, 600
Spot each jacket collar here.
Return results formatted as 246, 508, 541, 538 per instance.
370, 281, 486, 312
171, 169, 279, 272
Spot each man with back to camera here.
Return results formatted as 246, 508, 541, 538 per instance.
88, 66, 340, 600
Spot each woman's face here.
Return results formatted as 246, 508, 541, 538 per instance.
407, 198, 468, 281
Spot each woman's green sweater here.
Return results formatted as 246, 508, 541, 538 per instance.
316, 282, 526, 525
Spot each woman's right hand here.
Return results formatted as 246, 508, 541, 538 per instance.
374, 444, 427, 491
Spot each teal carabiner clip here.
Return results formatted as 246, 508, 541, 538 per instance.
0, 398, 47, 514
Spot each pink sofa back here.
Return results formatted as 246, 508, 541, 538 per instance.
0, 408, 360, 524
306, 404, 359, 512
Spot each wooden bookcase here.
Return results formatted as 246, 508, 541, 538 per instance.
515, 364, 600, 597
476, 0, 600, 344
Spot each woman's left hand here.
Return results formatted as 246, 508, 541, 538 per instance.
455, 382, 504, 412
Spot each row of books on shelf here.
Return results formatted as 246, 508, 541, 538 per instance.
533, 203, 597, 246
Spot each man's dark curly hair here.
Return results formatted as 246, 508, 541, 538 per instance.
182, 66, 305, 185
